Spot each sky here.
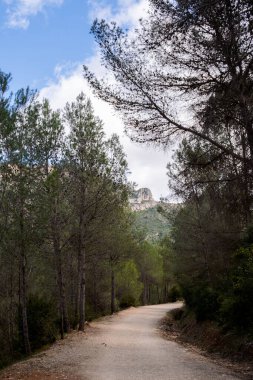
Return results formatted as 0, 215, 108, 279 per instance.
1, 0, 173, 200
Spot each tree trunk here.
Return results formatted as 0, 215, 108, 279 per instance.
55, 246, 70, 336
7, 260, 15, 355
156, 285, 160, 304
78, 209, 86, 331
242, 104, 253, 162
19, 210, 31, 355
75, 272, 80, 328
148, 285, 151, 304
241, 133, 251, 223
111, 267, 115, 314
163, 282, 168, 303
77, 184, 87, 331
142, 276, 148, 305
92, 263, 98, 314
78, 246, 86, 331
51, 211, 70, 336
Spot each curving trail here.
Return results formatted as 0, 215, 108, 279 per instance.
79, 303, 239, 380
1, 303, 242, 380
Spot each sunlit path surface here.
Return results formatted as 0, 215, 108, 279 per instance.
1, 303, 242, 380
78, 303, 239, 380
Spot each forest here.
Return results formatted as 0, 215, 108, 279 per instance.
0, 72, 172, 368
1, 0, 253, 372
83, 0, 253, 347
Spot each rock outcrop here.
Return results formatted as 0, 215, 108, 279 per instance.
129, 188, 157, 211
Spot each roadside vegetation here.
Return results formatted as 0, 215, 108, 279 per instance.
0, 72, 172, 369
84, 0, 253, 360
133, 207, 171, 242
2, 0, 253, 371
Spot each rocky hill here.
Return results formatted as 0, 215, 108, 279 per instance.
130, 188, 179, 241
133, 207, 171, 241
129, 188, 157, 211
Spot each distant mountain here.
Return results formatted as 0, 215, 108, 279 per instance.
130, 188, 179, 241
133, 206, 171, 241
129, 187, 157, 211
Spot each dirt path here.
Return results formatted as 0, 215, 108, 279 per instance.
1, 303, 242, 380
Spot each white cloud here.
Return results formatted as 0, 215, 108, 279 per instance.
88, 0, 148, 27
39, 0, 172, 200
4, 0, 63, 29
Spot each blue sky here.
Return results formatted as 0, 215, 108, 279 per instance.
1, 0, 171, 200
1, 0, 103, 90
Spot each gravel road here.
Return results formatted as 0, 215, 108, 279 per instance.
1, 303, 242, 380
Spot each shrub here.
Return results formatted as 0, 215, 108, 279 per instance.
167, 284, 182, 302
119, 295, 136, 308
219, 247, 253, 333
182, 284, 220, 321
27, 295, 58, 350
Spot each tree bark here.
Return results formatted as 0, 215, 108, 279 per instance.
19, 208, 31, 355
111, 266, 115, 314
142, 276, 148, 305
78, 210, 86, 331
7, 265, 14, 355
78, 246, 86, 331
156, 285, 160, 304
92, 263, 98, 314
241, 133, 251, 223
51, 209, 70, 336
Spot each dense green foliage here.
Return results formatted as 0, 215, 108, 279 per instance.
85, 0, 253, 339
3, 0, 253, 368
133, 207, 171, 242
0, 71, 171, 368
219, 246, 253, 332
116, 260, 143, 308
26, 296, 58, 350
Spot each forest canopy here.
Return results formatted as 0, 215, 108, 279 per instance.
84, 0, 253, 335
0, 70, 171, 368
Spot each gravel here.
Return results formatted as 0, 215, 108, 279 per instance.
0, 303, 241, 380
